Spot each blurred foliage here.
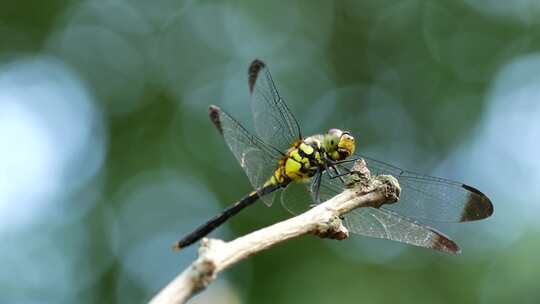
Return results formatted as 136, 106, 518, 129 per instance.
1, 1, 540, 303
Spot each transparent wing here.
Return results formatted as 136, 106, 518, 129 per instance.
280, 170, 343, 215
209, 105, 283, 206
280, 170, 460, 254
248, 59, 302, 152
280, 180, 313, 215
337, 155, 493, 223
344, 208, 460, 254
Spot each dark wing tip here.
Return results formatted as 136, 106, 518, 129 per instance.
208, 105, 223, 134
248, 59, 266, 93
430, 229, 461, 255
460, 184, 494, 222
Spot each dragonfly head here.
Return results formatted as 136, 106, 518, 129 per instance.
325, 128, 356, 161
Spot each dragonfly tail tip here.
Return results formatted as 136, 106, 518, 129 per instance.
172, 243, 183, 252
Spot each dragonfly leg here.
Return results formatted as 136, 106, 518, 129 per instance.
323, 160, 348, 184
330, 166, 347, 184
332, 156, 363, 165
326, 161, 354, 183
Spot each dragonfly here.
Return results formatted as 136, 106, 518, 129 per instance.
173, 59, 493, 254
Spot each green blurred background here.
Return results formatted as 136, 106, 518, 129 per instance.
1, 1, 539, 303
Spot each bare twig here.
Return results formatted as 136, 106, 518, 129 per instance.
149, 160, 400, 304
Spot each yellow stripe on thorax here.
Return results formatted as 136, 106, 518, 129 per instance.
299, 142, 322, 162
299, 143, 314, 155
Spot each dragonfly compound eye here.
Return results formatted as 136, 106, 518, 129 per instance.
337, 133, 356, 159
328, 128, 343, 138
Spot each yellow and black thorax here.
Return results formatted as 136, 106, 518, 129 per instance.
268, 137, 326, 186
